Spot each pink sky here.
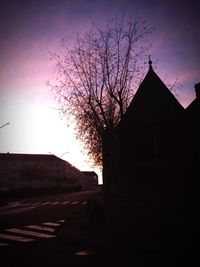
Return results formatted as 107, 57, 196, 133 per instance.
0, 0, 200, 184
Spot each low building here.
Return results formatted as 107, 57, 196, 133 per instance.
0, 153, 86, 192
81, 171, 98, 190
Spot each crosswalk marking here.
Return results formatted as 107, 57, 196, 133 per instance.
0, 233, 34, 242
57, 219, 66, 223
26, 225, 55, 232
0, 219, 67, 248
6, 228, 56, 239
51, 201, 60, 205
61, 201, 70, 205
31, 202, 42, 206
7, 202, 21, 208
20, 203, 32, 207
71, 201, 79, 205
42, 222, 61, 227
41, 202, 51, 205
0, 242, 9, 247
1, 200, 84, 210
0, 206, 35, 215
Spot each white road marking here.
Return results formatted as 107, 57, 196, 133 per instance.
20, 203, 32, 207
82, 201, 87, 205
6, 228, 56, 239
41, 202, 51, 205
31, 202, 42, 206
0, 233, 34, 242
51, 201, 60, 205
7, 202, 21, 208
61, 201, 69, 205
0, 242, 9, 247
0, 206, 35, 215
0, 202, 22, 210
0, 219, 67, 248
42, 222, 61, 227
71, 201, 79, 205
26, 225, 55, 232
57, 219, 66, 223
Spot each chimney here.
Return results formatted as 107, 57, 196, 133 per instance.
195, 83, 200, 98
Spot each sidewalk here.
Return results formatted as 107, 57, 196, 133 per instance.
57, 197, 104, 245
56, 198, 200, 266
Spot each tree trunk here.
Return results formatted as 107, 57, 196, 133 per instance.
102, 128, 119, 238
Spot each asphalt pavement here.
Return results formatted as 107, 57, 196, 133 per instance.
0, 190, 106, 267
0, 190, 199, 266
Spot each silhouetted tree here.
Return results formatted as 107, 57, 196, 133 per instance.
49, 16, 153, 168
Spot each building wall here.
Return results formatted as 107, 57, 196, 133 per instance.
104, 68, 200, 246
0, 154, 85, 191
81, 171, 98, 190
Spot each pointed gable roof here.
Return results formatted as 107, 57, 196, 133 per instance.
119, 65, 184, 127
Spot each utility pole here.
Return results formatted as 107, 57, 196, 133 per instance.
0, 122, 10, 130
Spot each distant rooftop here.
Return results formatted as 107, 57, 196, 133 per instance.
0, 153, 62, 162
0, 152, 85, 175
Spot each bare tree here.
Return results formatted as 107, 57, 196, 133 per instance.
48, 16, 153, 168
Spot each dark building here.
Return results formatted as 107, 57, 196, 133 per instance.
105, 61, 200, 249
185, 83, 200, 161
82, 171, 98, 190
0, 153, 88, 192
118, 61, 185, 182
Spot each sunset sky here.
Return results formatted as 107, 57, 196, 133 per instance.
0, 0, 199, 184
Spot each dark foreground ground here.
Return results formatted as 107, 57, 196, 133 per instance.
1, 233, 200, 267
1, 191, 200, 266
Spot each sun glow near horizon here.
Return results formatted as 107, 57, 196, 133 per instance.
0, 98, 103, 184
0, 0, 199, 187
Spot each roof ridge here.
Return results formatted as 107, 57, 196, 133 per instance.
119, 66, 184, 126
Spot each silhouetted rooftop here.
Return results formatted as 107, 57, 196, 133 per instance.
0, 153, 85, 175
119, 65, 184, 128
0, 153, 62, 162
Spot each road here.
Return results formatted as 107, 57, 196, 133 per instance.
1, 190, 197, 266
0, 190, 105, 267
